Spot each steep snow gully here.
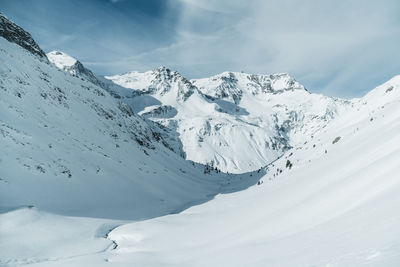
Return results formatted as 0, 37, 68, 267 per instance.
1, 12, 400, 267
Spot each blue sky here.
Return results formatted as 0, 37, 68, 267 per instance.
2, 0, 400, 98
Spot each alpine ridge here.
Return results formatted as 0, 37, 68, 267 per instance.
0, 12, 47, 59
47, 51, 100, 86
105, 67, 351, 173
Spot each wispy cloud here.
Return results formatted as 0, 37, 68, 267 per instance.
2, 0, 400, 97
161, 0, 400, 97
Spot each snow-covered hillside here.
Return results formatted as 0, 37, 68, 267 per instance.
0, 15, 258, 221
1, 69, 399, 267
105, 69, 351, 173
106, 75, 400, 266
108, 85, 400, 266
1, 11, 400, 267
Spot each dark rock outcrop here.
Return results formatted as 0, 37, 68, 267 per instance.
0, 13, 47, 60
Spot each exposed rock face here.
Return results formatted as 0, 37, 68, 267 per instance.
149, 67, 196, 101
192, 72, 307, 104
105, 66, 196, 102
0, 13, 47, 59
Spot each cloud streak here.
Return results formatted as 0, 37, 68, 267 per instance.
2, 0, 400, 97
164, 0, 400, 97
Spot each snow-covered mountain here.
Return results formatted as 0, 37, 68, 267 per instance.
1, 12, 400, 267
0, 14, 258, 220
107, 78, 400, 266
105, 68, 351, 173
47, 51, 100, 86
47, 51, 350, 174
2, 65, 399, 266
47, 52, 189, 157
193, 71, 306, 103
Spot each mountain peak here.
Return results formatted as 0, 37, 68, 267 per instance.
149, 67, 195, 100
106, 67, 196, 101
0, 12, 47, 59
154, 66, 170, 73
47, 51, 77, 69
47, 50, 99, 85
191, 71, 306, 104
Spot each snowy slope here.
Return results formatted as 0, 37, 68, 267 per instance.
0, 24, 259, 221
0, 207, 118, 266
2, 72, 399, 267
106, 69, 351, 173
47, 53, 188, 157
105, 76, 400, 266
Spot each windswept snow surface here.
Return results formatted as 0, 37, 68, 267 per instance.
0, 207, 119, 266
104, 76, 400, 266
1, 73, 399, 266
107, 76, 400, 266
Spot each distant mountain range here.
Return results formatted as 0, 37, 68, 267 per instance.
47, 49, 351, 173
